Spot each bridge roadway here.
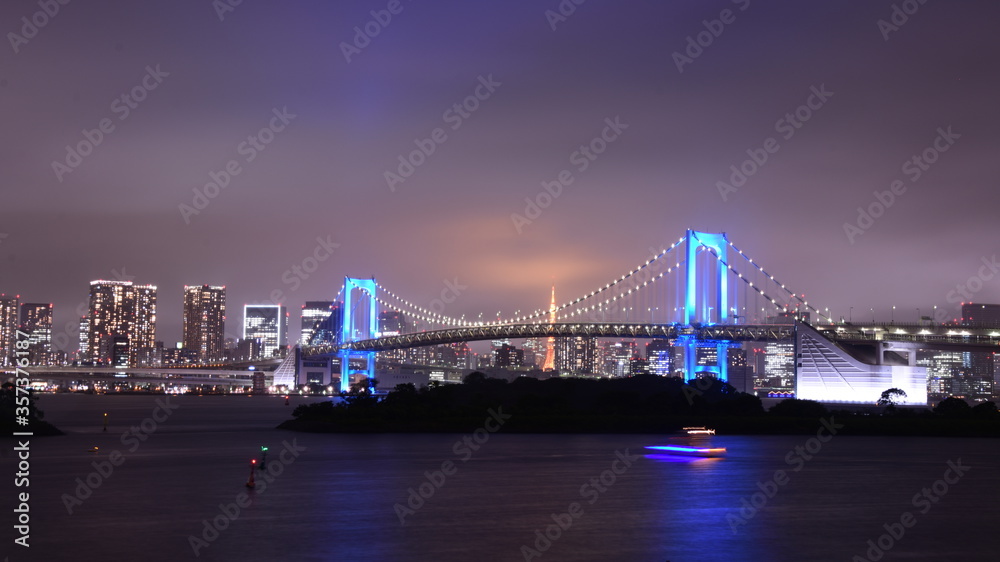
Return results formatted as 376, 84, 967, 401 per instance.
304, 322, 1000, 353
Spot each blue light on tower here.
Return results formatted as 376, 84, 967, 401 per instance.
681, 230, 734, 383
338, 277, 379, 393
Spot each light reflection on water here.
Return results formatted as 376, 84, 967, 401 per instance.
18, 394, 1000, 561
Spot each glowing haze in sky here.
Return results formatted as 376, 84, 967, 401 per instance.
1, 0, 999, 348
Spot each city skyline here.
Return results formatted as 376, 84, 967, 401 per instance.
2, 2, 999, 347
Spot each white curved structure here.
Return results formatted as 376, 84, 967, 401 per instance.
795, 323, 927, 405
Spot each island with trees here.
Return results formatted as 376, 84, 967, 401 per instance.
278, 373, 1000, 437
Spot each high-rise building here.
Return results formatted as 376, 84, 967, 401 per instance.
556, 336, 597, 373
78, 316, 89, 358
378, 310, 408, 336
0, 294, 19, 367
601, 339, 636, 376
522, 338, 546, 369
20, 303, 53, 366
763, 341, 795, 395
961, 303, 1000, 325
495, 343, 524, 368
87, 281, 157, 367
243, 304, 287, 359
727, 347, 751, 393
919, 350, 963, 402
183, 285, 226, 362
302, 301, 341, 346
646, 339, 674, 376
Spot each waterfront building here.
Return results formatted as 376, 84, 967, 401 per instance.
183, 285, 226, 362
302, 301, 341, 346
20, 303, 53, 365
0, 294, 19, 366
87, 281, 157, 367
243, 304, 287, 359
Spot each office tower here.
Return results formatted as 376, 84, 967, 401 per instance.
600, 339, 636, 376
78, 316, 89, 358
450, 342, 471, 369
243, 304, 287, 359
522, 338, 546, 369
727, 347, 751, 393
494, 343, 524, 368
556, 336, 597, 373
960, 303, 1000, 324
183, 285, 226, 362
301, 301, 335, 345
646, 339, 674, 376
0, 294, 18, 366
20, 303, 53, 366
87, 281, 157, 367
763, 341, 795, 393
377, 309, 408, 336
919, 350, 963, 402
629, 357, 649, 375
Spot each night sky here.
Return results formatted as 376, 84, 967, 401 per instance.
2, 0, 999, 350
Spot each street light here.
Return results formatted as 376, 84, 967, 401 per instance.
892, 305, 896, 324
871, 307, 875, 322
849, 307, 854, 322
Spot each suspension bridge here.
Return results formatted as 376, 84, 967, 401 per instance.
297, 230, 1000, 406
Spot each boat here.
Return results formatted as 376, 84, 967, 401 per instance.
644, 445, 727, 457
683, 426, 716, 435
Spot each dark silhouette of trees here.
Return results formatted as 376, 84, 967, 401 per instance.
933, 397, 971, 418
768, 398, 828, 418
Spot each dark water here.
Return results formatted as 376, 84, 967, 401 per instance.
4, 394, 998, 561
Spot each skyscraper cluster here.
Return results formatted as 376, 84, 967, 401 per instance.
86, 281, 157, 367
1, 294, 55, 368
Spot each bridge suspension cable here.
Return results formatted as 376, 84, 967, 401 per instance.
689, 231, 833, 323
497, 235, 688, 324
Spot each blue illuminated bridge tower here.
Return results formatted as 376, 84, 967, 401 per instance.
681, 229, 740, 383
338, 277, 378, 392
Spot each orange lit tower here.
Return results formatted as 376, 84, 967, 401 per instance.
543, 285, 556, 371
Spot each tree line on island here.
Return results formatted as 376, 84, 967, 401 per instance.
277, 374, 1000, 436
